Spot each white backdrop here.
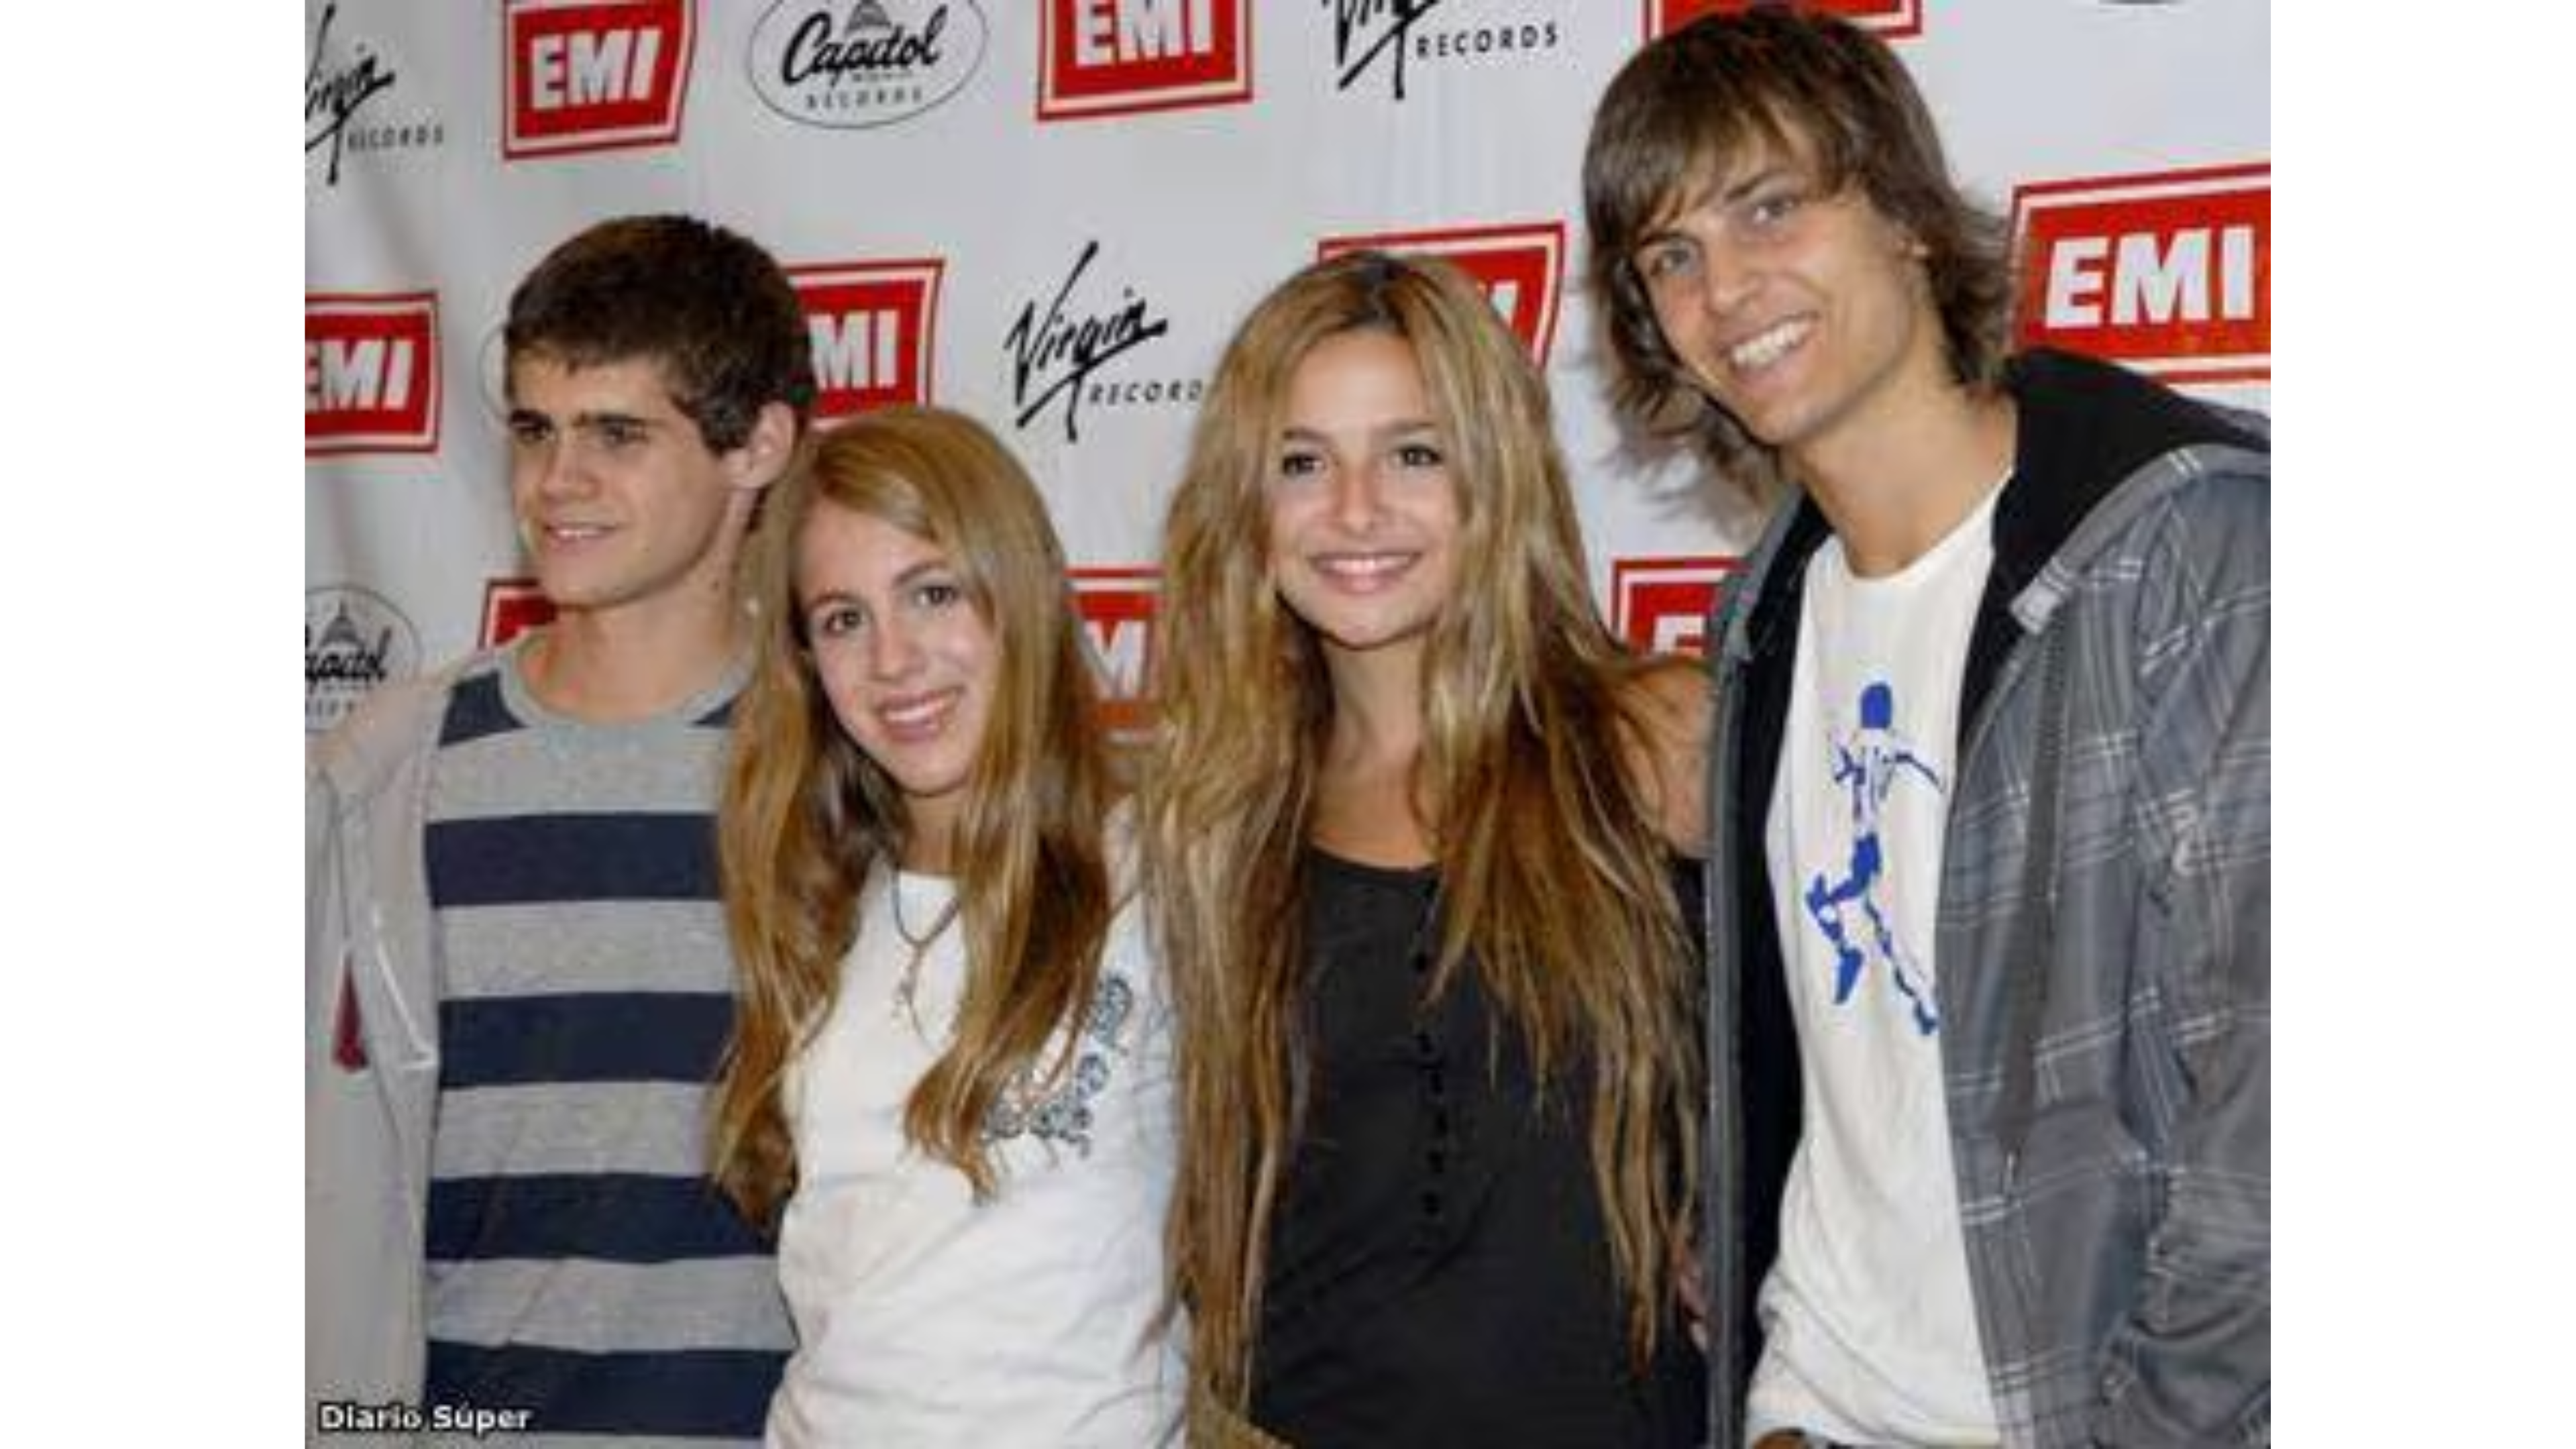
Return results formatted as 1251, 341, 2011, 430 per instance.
305, 0, 2269, 738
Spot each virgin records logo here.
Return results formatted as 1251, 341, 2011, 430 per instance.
305, 3, 444, 186
749, 0, 988, 129
1006, 240, 1199, 444
1328, 0, 1453, 100
309, 3, 451, 185
1326, 0, 1560, 102
305, 3, 391, 184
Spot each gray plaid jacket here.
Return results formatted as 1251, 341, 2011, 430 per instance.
1699, 350, 2270, 1449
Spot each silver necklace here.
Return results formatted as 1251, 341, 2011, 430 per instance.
890, 873, 960, 1030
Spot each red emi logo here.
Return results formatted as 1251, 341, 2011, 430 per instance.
1037, 0, 1250, 121
1646, 0, 1920, 40
480, 578, 558, 648
1611, 555, 1739, 659
1071, 567, 1159, 738
502, 0, 694, 160
307, 292, 441, 458
790, 260, 945, 423
1316, 222, 1566, 365
2012, 162, 2269, 385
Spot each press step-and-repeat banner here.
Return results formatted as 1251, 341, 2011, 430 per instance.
307, 0, 2269, 737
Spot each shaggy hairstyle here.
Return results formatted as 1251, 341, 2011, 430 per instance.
504, 213, 819, 451
1582, 6, 2013, 498
1144, 250, 1702, 1408
712, 406, 1118, 1224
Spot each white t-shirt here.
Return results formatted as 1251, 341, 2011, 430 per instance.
1750, 482, 2007, 1447
766, 862, 1185, 1448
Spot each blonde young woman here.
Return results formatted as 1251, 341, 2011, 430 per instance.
1146, 252, 1717, 1446
712, 406, 1183, 1444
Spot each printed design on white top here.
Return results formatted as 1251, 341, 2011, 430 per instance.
1801, 680, 1944, 1036
980, 971, 1135, 1152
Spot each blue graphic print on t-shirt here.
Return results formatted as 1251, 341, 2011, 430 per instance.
1801, 680, 1944, 1036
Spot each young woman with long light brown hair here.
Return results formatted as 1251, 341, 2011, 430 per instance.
1145, 252, 1713, 1446
712, 405, 1182, 1444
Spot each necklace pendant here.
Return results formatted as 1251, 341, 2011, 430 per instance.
886, 873, 959, 1033
892, 946, 930, 1032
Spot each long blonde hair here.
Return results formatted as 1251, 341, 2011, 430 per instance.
713, 406, 1117, 1224
1143, 252, 1702, 1407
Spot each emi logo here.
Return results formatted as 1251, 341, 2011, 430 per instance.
1318, 221, 1566, 365
1610, 555, 1739, 659
1037, 0, 1250, 121
1071, 567, 1158, 739
2011, 162, 2269, 384
307, 292, 439, 457
481, 577, 558, 648
790, 260, 945, 422
1646, 0, 1919, 39
503, 0, 695, 160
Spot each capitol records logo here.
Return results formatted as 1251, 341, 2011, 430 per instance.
1318, 221, 1566, 364
1007, 240, 1199, 444
1646, 0, 1921, 39
1071, 567, 1159, 738
481, 578, 559, 648
749, 0, 988, 130
790, 260, 945, 421
1610, 555, 1739, 658
307, 586, 422, 734
307, 292, 440, 457
1036, 0, 1250, 121
2011, 162, 2268, 384
504, 0, 694, 160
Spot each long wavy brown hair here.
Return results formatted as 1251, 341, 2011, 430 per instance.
1143, 252, 1703, 1409
712, 406, 1118, 1224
